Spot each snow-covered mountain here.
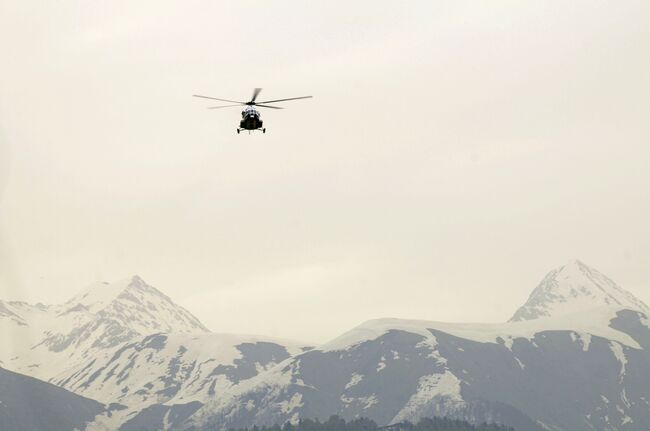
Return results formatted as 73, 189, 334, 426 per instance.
183, 260, 650, 431
1, 276, 309, 431
2, 261, 649, 431
510, 259, 649, 322
0, 366, 106, 431
2, 275, 209, 380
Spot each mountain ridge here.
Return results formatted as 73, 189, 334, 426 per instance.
2, 262, 649, 431
183, 261, 650, 431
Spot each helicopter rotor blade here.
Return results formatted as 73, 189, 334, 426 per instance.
207, 104, 245, 109
251, 88, 262, 103
256, 95, 312, 104
193, 94, 245, 104
255, 104, 284, 109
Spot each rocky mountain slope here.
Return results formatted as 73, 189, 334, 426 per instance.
0, 366, 106, 431
67, 332, 306, 430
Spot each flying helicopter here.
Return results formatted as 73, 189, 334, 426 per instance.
193, 88, 312, 134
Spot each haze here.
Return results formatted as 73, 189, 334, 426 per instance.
1, 1, 649, 343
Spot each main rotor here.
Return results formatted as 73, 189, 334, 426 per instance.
193, 88, 312, 110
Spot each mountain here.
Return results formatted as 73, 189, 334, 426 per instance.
510, 259, 649, 322
0, 366, 105, 431
1, 276, 309, 431
183, 261, 650, 431
58, 333, 307, 431
1, 275, 209, 381
3, 262, 649, 431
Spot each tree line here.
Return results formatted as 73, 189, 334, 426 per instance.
229, 415, 513, 431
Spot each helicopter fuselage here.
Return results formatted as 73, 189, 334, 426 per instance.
239, 106, 264, 133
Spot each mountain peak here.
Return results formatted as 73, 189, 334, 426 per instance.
65, 276, 209, 334
564, 258, 586, 267
67, 276, 142, 312
509, 260, 649, 322
128, 274, 146, 286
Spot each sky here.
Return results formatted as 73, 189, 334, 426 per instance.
1, 1, 649, 343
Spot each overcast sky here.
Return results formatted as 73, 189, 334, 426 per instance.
1, 1, 649, 343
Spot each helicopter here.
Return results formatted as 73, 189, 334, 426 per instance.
193, 88, 312, 134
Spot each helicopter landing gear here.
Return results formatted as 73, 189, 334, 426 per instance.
262, 128, 266, 134
237, 129, 240, 134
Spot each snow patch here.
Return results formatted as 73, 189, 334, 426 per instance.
514, 357, 525, 369
535, 420, 554, 431
279, 393, 303, 414
609, 341, 627, 380
391, 371, 464, 423
570, 331, 592, 352
620, 388, 631, 409
342, 394, 378, 410
362, 395, 378, 409
616, 404, 633, 425
641, 315, 650, 330
345, 373, 363, 390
